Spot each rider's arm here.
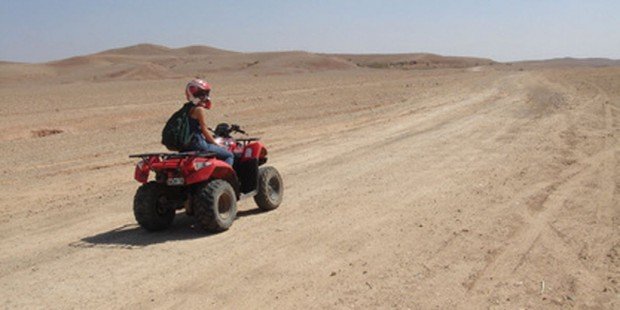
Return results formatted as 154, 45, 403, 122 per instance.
192, 107, 217, 144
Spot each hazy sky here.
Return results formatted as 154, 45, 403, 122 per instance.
1, 0, 619, 63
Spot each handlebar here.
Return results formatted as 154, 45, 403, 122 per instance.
230, 124, 246, 135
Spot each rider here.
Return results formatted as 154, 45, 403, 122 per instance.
182, 79, 235, 166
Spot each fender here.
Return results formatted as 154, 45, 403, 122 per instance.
184, 158, 240, 197
134, 161, 150, 183
133, 156, 161, 183
241, 141, 267, 162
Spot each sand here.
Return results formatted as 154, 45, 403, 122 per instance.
0, 46, 618, 309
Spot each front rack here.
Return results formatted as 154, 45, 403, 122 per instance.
236, 137, 260, 142
129, 151, 217, 159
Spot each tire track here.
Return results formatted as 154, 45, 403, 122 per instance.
460, 75, 619, 293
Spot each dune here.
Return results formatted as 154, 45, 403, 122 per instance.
97, 43, 175, 56
511, 57, 620, 68
5, 44, 618, 85
333, 53, 496, 69
241, 51, 358, 74
175, 45, 236, 55
1, 44, 507, 84
0, 62, 58, 82
101, 62, 177, 80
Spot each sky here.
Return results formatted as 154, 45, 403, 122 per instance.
1, 0, 619, 63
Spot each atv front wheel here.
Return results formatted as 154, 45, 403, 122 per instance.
133, 182, 176, 231
193, 179, 238, 232
254, 166, 283, 211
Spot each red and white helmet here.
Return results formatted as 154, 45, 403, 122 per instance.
185, 79, 212, 108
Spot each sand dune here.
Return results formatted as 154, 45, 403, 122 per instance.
332, 53, 496, 69
512, 57, 620, 68
98, 43, 235, 57
0, 45, 618, 309
0, 62, 58, 83
3, 44, 618, 84
2, 44, 500, 83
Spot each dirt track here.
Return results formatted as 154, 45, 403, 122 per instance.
0, 66, 618, 308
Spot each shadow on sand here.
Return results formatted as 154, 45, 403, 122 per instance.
71, 209, 265, 249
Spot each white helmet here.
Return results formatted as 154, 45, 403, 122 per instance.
185, 79, 212, 108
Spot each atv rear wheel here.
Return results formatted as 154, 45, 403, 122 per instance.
133, 182, 176, 231
193, 179, 238, 232
254, 166, 283, 211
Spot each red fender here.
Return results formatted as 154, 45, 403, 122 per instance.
184, 158, 239, 197
184, 158, 236, 185
133, 156, 161, 183
240, 141, 267, 162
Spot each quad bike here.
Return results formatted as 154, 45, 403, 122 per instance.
129, 123, 283, 232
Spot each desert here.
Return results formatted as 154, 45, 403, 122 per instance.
0, 44, 618, 309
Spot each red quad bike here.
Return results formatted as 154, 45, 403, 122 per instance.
129, 123, 283, 232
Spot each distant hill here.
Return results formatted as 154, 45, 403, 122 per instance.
2, 44, 504, 83
3, 44, 617, 85
331, 53, 496, 69
96, 43, 175, 56
0, 61, 58, 83
97, 43, 235, 56
511, 57, 620, 68
173, 45, 237, 56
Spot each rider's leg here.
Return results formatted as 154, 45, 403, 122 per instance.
190, 135, 234, 166
204, 143, 234, 166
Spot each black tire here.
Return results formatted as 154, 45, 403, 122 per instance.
193, 179, 238, 232
133, 182, 176, 231
254, 166, 283, 211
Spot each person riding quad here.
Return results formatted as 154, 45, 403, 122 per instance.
182, 79, 234, 166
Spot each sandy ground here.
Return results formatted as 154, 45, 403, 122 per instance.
0, 65, 618, 309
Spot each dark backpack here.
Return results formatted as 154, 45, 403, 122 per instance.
161, 102, 194, 151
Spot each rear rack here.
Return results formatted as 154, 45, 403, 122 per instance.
129, 151, 217, 159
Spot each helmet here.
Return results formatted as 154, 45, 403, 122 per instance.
185, 79, 212, 108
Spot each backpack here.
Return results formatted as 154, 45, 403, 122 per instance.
161, 102, 194, 151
